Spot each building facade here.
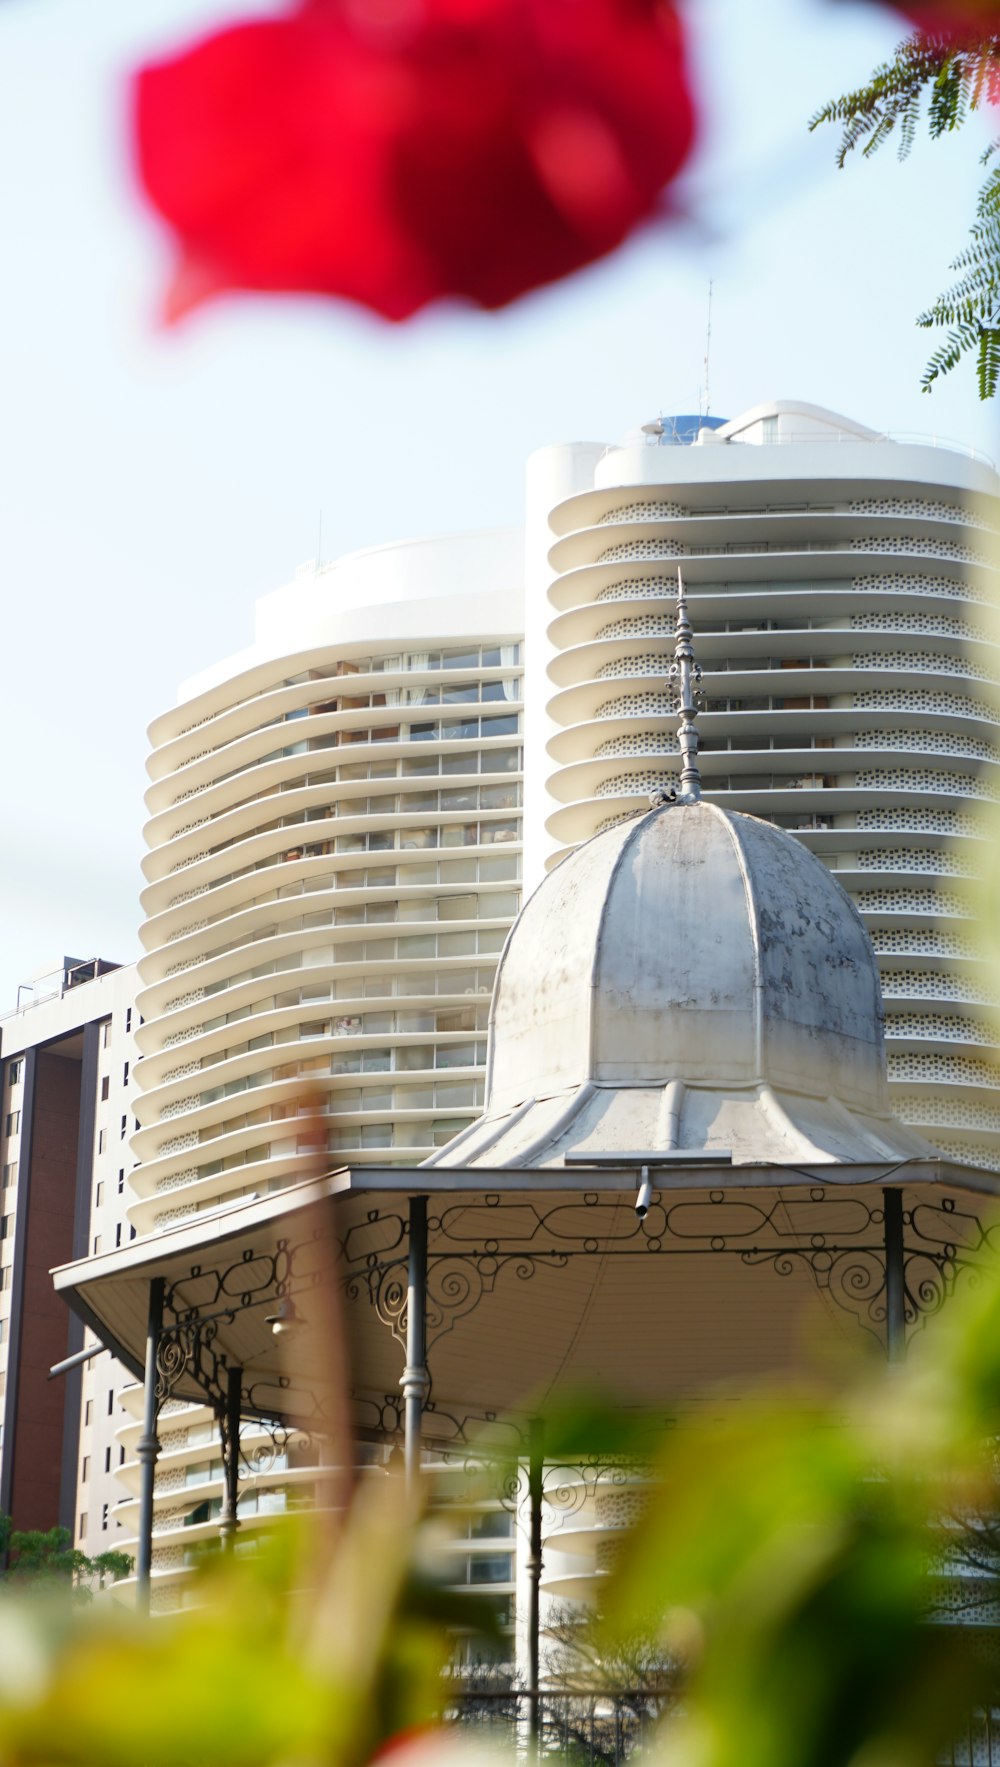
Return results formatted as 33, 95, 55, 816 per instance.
524, 399, 1000, 1170
132, 528, 523, 1233
0, 957, 137, 1558
120, 529, 522, 1595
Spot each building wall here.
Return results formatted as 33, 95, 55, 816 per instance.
0, 961, 137, 1557
123, 530, 523, 1593
525, 400, 1000, 1169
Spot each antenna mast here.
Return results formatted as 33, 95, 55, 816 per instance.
702, 279, 713, 422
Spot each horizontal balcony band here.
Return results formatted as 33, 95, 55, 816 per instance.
140, 872, 521, 969
547, 604, 990, 658
137, 900, 515, 1001
547, 668, 1000, 731
149, 645, 524, 774
140, 836, 522, 934
133, 974, 498, 1079
546, 750, 997, 808
545, 789, 997, 846
136, 924, 509, 1024
145, 703, 525, 840
134, 952, 501, 1059
545, 554, 989, 614
546, 705, 1000, 766
545, 626, 992, 692
547, 470, 1000, 537
143, 786, 524, 883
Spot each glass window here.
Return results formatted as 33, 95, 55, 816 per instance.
469, 1554, 514, 1585
439, 933, 475, 956
469, 1511, 514, 1539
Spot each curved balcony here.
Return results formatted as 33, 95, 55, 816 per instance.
539, 460, 1000, 1169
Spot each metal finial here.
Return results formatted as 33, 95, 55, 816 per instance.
649, 566, 702, 810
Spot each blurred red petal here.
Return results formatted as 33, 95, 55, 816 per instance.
132, 0, 697, 319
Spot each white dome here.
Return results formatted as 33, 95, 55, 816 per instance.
426, 800, 935, 1169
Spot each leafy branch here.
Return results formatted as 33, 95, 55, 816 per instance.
811, 33, 1000, 397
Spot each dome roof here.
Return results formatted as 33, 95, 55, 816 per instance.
425, 800, 935, 1170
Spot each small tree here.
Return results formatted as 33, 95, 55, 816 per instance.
0, 1516, 132, 1597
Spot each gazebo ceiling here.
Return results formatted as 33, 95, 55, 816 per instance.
51, 1159, 1000, 1447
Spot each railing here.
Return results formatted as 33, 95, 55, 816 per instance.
447, 1692, 1000, 1766
445, 1687, 674, 1764
602, 431, 996, 469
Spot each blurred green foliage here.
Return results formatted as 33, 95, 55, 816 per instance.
0, 1516, 131, 1596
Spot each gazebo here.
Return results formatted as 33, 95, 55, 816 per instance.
52, 582, 1000, 1715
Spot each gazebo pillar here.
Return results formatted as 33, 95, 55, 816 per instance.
135, 1276, 164, 1611
526, 1416, 544, 1747
219, 1364, 243, 1550
883, 1187, 907, 1363
402, 1195, 430, 1489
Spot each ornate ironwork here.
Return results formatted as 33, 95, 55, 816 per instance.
345, 1245, 570, 1357
150, 1223, 334, 1423
338, 1186, 1000, 1357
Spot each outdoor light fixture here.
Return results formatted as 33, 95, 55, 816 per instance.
635, 1170, 655, 1220
264, 1296, 305, 1338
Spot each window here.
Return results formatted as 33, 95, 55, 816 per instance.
0, 1218, 11, 1242
95, 1182, 103, 1208
79, 1513, 87, 1541
7, 1061, 20, 1087
84, 1400, 93, 1425
117, 1169, 125, 1195
100, 1077, 109, 1102
120, 1115, 127, 1139
92, 1234, 101, 1254
123, 1062, 129, 1085
107, 1390, 114, 1416
97, 1130, 106, 1154
4, 1112, 19, 1137
2, 1164, 15, 1190
0, 1268, 10, 1292
101, 1504, 108, 1532
114, 1224, 122, 1248
125, 1008, 132, 1033
0, 1320, 6, 1345
81, 1457, 90, 1483
467, 1554, 514, 1585
104, 1447, 111, 1474
101, 1023, 111, 1049
130, 1226, 137, 1241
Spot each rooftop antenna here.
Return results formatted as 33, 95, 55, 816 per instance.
701, 279, 714, 422
650, 567, 703, 809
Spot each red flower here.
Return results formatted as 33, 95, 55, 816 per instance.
133, 0, 696, 321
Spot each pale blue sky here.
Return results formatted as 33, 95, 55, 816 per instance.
0, 0, 995, 1010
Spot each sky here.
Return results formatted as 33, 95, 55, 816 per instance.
0, 0, 996, 1014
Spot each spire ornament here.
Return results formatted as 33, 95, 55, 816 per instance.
649, 566, 702, 809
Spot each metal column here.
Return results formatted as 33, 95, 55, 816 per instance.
219, 1365, 242, 1551
527, 1416, 544, 1749
401, 1195, 429, 1489
136, 1277, 164, 1612
883, 1187, 906, 1364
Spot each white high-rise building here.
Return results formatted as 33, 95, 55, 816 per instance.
133, 530, 523, 1234
524, 399, 1000, 1171
121, 529, 522, 1598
